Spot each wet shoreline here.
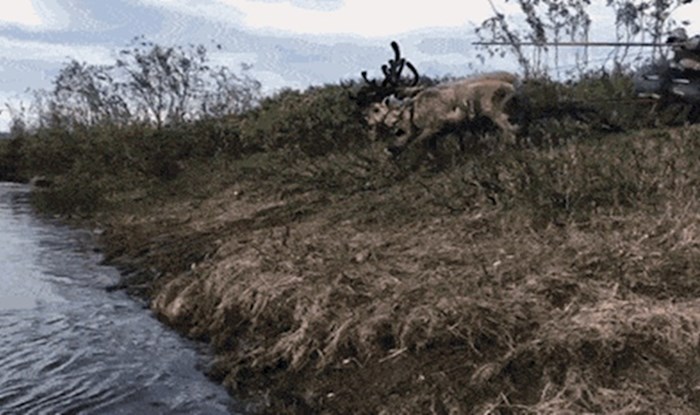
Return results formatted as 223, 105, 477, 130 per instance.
0, 182, 240, 415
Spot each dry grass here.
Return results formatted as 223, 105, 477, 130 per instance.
94, 126, 700, 413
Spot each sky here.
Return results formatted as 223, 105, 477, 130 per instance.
1, 0, 699, 131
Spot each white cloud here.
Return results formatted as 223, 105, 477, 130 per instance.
671, 2, 700, 34
135, 0, 518, 38
587, 1, 700, 38
0, 0, 72, 31
0, 0, 45, 28
135, 0, 246, 25
220, 0, 504, 37
0, 37, 113, 65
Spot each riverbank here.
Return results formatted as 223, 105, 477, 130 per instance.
2, 76, 699, 412
66, 126, 700, 414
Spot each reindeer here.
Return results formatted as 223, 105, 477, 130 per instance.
356, 42, 519, 156
365, 71, 519, 133
373, 76, 520, 156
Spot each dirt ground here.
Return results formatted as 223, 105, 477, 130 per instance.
93, 129, 699, 414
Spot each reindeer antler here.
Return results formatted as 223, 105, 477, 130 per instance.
381, 41, 419, 87
361, 70, 376, 87
349, 41, 421, 107
363, 41, 420, 90
404, 61, 419, 87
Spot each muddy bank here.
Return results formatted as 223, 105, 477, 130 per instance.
90, 129, 700, 414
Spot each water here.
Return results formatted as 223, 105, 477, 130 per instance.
0, 182, 240, 415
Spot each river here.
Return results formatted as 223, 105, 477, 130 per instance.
0, 182, 241, 414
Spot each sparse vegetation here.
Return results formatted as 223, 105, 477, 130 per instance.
476, 0, 691, 75
1, 33, 699, 414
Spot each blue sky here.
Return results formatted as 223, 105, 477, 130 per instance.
1, 0, 699, 131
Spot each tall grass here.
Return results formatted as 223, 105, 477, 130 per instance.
149, 124, 699, 413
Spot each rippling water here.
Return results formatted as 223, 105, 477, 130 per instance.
0, 183, 240, 415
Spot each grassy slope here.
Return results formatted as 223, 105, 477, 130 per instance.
1, 80, 699, 413
93, 127, 698, 414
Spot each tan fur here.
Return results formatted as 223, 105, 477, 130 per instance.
364, 72, 519, 142
381, 77, 519, 155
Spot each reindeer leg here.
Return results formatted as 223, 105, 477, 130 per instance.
386, 127, 436, 157
481, 93, 518, 146
688, 104, 700, 124
426, 134, 439, 153
413, 127, 440, 157
493, 113, 519, 145
490, 85, 519, 145
385, 123, 415, 157
458, 133, 466, 152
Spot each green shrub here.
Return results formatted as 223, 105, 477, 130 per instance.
0, 137, 24, 181
19, 127, 86, 176
240, 84, 366, 156
31, 169, 104, 216
516, 69, 697, 144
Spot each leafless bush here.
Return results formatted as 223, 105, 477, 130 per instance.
12, 36, 261, 131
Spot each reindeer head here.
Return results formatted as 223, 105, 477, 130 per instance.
364, 95, 404, 124
350, 41, 423, 142
364, 94, 411, 141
